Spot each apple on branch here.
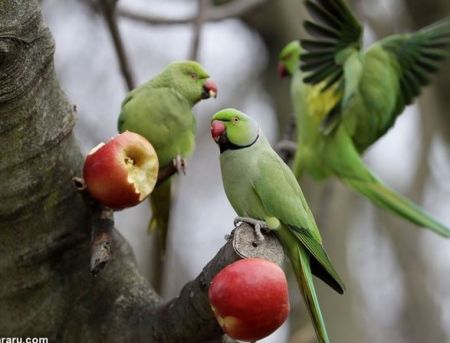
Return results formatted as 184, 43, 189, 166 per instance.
83, 131, 159, 210
208, 258, 290, 342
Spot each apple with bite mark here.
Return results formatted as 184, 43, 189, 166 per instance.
83, 131, 159, 210
208, 258, 290, 342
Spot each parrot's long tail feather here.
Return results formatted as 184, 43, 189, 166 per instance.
277, 228, 330, 343
148, 179, 172, 256
331, 129, 450, 237
343, 176, 450, 237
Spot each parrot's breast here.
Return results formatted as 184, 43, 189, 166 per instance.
219, 143, 267, 220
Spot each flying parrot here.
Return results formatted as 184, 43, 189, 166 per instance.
118, 61, 217, 253
211, 108, 345, 343
277, 0, 450, 237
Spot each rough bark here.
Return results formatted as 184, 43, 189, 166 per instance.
0, 1, 159, 340
0, 1, 284, 342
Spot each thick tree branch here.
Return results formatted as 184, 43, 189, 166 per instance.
118, 0, 269, 26
0, 1, 285, 341
151, 224, 284, 342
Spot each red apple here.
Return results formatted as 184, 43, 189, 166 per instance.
208, 258, 290, 342
83, 131, 159, 210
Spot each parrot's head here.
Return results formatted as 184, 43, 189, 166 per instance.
278, 40, 301, 78
164, 61, 217, 104
210, 108, 259, 153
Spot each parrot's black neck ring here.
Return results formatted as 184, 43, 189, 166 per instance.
219, 132, 259, 154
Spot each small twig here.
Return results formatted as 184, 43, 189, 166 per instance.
155, 162, 178, 187
276, 140, 297, 154
73, 177, 114, 275
118, 0, 269, 26
277, 117, 297, 164
98, 0, 135, 91
189, 0, 208, 61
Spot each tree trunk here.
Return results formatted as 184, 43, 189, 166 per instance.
0, 2, 266, 342
0, 1, 160, 340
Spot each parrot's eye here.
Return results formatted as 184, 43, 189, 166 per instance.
232, 117, 240, 123
191, 73, 198, 79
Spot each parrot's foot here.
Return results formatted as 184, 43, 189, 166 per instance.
173, 155, 187, 175
234, 217, 269, 245
275, 140, 297, 154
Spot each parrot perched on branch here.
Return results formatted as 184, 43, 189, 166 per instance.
211, 108, 345, 343
278, 0, 450, 237
118, 61, 217, 253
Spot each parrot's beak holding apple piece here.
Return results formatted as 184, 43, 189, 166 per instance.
203, 79, 218, 99
211, 120, 225, 143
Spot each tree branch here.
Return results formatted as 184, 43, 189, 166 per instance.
98, 0, 135, 91
118, 0, 270, 26
276, 117, 297, 164
156, 162, 178, 187
0, 1, 285, 341
189, 0, 208, 61
73, 177, 114, 275
151, 223, 284, 342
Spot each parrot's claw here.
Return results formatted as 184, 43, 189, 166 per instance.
173, 155, 187, 175
233, 216, 268, 245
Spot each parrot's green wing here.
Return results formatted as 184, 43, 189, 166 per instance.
376, 17, 450, 111
300, 0, 363, 133
300, 0, 362, 89
289, 225, 344, 293
118, 85, 196, 257
253, 150, 345, 293
118, 86, 195, 167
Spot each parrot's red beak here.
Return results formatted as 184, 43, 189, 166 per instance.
277, 62, 289, 79
211, 120, 225, 142
203, 79, 218, 99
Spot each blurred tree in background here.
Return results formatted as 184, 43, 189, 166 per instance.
1, 0, 449, 342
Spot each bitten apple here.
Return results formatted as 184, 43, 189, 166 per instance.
208, 258, 290, 342
83, 131, 159, 210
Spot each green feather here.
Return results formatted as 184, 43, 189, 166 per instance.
118, 61, 214, 252
277, 227, 330, 343
213, 109, 345, 343
277, 1, 450, 237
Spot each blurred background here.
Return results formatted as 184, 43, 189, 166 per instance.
41, 0, 450, 342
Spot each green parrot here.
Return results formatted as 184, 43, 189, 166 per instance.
118, 61, 217, 253
278, 0, 450, 237
211, 108, 345, 343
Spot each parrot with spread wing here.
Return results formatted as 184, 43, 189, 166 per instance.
278, 0, 450, 237
211, 108, 345, 343
118, 61, 217, 253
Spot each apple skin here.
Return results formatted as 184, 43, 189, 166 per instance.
83, 131, 159, 210
208, 258, 290, 342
